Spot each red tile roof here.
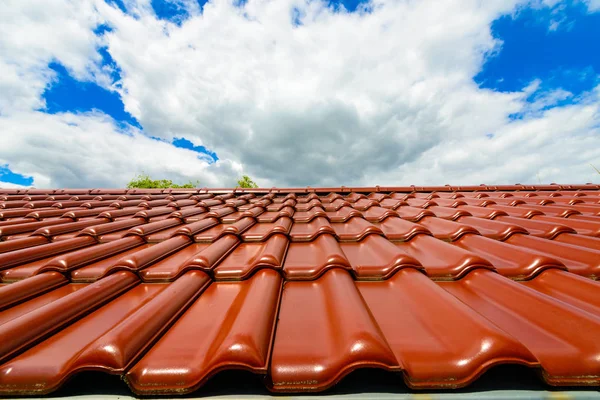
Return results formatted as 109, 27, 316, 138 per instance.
0, 184, 600, 395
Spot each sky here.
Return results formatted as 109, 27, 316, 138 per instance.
0, 0, 599, 189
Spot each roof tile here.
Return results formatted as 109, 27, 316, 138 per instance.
193, 217, 255, 242
358, 268, 537, 388
454, 234, 566, 279
377, 216, 431, 241
0, 271, 138, 365
396, 234, 494, 279
1, 186, 600, 395
505, 234, 600, 278
440, 270, 600, 384
284, 234, 350, 279
214, 234, 288, 280
127, 269, 281, 395
270, 269, 398, 391
331, 216, 383, 241
496, 215, 576, 239
241, 217, 293, 241
418, 216, 479, 241
289, 216, 335, 241
341, 235, 422, 279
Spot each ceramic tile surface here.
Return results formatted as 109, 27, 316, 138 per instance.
0, 185, 600, 395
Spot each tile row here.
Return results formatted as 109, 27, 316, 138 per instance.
0, 212, 599, 282
2, 266, 600, 395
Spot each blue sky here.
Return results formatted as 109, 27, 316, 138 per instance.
1, 0, 599, 188
475, 2, 600, 96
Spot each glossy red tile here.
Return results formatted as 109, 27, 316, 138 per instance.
0, 272, 68, 311
323, 198, 352, 212
495, 215, 576, 239
376, 217, 431, 241
417, 216, 479, 242
517, 204, 581, 217
395, 206, 435, 222
340, 235, 422, 279
137, 243, 210, 281
0, 236, 49, 254
351, 198, 379, 211
361, 206, 399, 222
124, 218, 182, 237
293, 207, 327, 223
284, 234, 350, 279
41, 236, 146, 274
145, 224, 189, 242
0, 271, 139, 364
0, 218, 69, 237
456, 204, 508, 219
358, 269, 537, 388
256, 206, 295, 222
395, 235, 494, 279
325, 206, 363, 223
126, 269, 282, 394
0, 208, 42, 219
72, 236, 191, 281
553, 232, 600, 250
0, 283, 85, 326
522, 269, 600, 315
178, 234, 240, 274
405, 198, 437, 208
367, 192, 390, 202
379, 198, 406, 210
567, 204, 600, 216
241, 217, 293, 241
270, 269, 399, 392
532, 215, 600, 237
427, 205, 471, 220
486, 204, 543, 219
0, 237, 97, 273
289, 217, 335, 241
77, 217, 146, 239
172, 217, 219, 237
456, 216, 528, 241
0, 271, 210, 395
506, 234, 600, 278
214, 234, 288, 280
295, 199, 323, 211
454, 234, 565, 279
194, 217, 255, 242
433, 198, 467, 208
331, 217, 383, 241
440, 270, 600, 385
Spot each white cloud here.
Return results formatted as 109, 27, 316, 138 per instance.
0, 182, 31, 190
0, 111, 241, 188
586, 0, 600, 12
380, 91, 600, 185
0, 0, 599, 188
0, 0, 104, 114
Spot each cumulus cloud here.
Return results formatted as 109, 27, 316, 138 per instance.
586, 0, 600, 12
0, 111, 242, 188
0, 0, 103, 114
0, 0, 599, 188
0, 182, 31, 189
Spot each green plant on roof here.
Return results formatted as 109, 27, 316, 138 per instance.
592, 164, 600, 175
236, 175, 258, 188
126, 173, 198, 189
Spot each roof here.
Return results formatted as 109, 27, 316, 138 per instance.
0, 184, 600, 396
